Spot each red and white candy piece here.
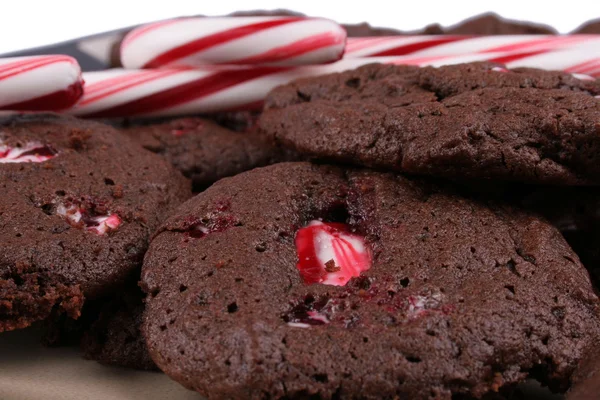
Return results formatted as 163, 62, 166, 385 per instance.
295, 220, 371, 286
0, 56, 83, 110
407, 293, 443, 318
121, 16, 346, 69
56, 203, 121, 236
0, 141, 57, 163
68, 50, 599, 118
345, 35, 600, 58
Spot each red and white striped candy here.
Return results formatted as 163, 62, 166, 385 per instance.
295, 221, 372, 287
68, 50, 599, 118
345, 35, 600, 58
0, 141, 57, 163
371, 49, 600, 77
0, 56, 83, 110
120, 16, 346, 69
69, 60, 381, 117
56, 203, 122, 236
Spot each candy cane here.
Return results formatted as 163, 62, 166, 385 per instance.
67, 49, 598, 119
344, 35, 600, 58
120, 17, 346, 69
0, 56, 83, 110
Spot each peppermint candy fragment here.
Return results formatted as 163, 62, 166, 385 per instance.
295, 220, 371, 286
56, 203, 121, 235
407, 292, 443, 318
0, 141, 57, 163
283, 294, 332, 328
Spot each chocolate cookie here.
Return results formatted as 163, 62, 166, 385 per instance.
0, 114, 191, 332
141, 162, 600, 399
81, 287, 157, 370
444, 13, 557, 35
572, 19, 600, 34
517, 186, 600, 286
122, 117, 294, 191
568, 346, 600, 399
260, 62, 600, 185
342, 22, 404, 37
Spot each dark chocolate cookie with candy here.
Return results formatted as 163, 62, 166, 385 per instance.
260, 62, 600, 185
122, 117, 296, 191
0, 114, 190, 332
141, 162, 600, 399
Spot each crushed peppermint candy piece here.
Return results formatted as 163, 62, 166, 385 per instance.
306, 310, 330, 324
491, 66, 509, 73
295, 220, 371, 286
283, 294, 332, 328
407, 292, 444, 318
0, 141, 57, 163
56, 203, 121, 235
287, 322, 311, 329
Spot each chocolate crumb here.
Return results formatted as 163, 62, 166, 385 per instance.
324, 259, 341, 272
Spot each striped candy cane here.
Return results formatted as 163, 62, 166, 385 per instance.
344, 35, 600, 58
67, 49, 598, 119
120, 17, 346, 69
0, 56, 83, 110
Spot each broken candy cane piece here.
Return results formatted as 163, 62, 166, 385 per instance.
295, 220, 371, 286
0, 141, 57, 163
56, 203, 121, 235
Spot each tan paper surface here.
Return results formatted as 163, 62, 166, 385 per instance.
0, 328, 201, 400
0, 327, 565, 400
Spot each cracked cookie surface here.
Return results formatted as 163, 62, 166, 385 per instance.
141, 162, 600, 399
260, 62, 600, 185
0, 114, 191, 332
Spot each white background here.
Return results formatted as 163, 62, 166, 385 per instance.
2, 0, 600, 54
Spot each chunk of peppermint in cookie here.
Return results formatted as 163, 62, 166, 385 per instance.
56, 202, 121, 235
295, 220, 371, 286
0, 141, 57, 163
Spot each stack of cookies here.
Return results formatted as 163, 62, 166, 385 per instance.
2, 12, 600, 400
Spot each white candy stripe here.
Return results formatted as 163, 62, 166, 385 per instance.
120, 16, 346, 68
68, 49, 599, 118
0, 56, 83, 109
345, 35, 600, 58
